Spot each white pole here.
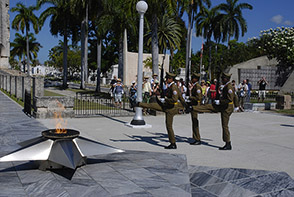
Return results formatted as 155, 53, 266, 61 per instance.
130, 1, 148, 125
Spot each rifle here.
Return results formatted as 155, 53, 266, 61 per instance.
156, 55, 166, 108
160, 55, 165, 98
215, 66, 221, 100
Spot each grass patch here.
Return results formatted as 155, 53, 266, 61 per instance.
250, 99, 276, 103
44, 90, 64, 97
0, 88, 24, 107
274, 109, 294, 115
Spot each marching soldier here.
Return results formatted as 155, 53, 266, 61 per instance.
139, 72, 186, 149
192, 72, 234, 150
188, 73, 202, 145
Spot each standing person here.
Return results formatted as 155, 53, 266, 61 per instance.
129, 81, 137, 110
238, 80, 248, 112
258, 77, 268, 102
139, 72, 187, 149
192, 72, 234, 150
231, 80, 240, 112
246, 79, 252, 103
150, 73, 158, 88
113, 78, 124, 108
200, 80, 207, 104
180, 80, 187, 99
188, 73, 202, 145
209, 79, 217, 104
109, 75, 117, 100
142, 76, 152, 103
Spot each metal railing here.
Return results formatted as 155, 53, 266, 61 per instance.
74, 91, 135, 117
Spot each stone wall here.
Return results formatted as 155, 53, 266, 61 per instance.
0, 69, 43, 100
33, 97, 74, 119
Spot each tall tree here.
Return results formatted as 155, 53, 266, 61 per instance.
217, 0, 253, 47
178, 0, 210, 88
11, 3, 39, 76
195, 6, 222, 79
38, 0, 77, 88
10, 33, 42, 72
146, 13, 182, 71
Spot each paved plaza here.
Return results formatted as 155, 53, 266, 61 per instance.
1, 90, 294, 196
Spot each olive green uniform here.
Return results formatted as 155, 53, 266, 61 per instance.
189, 82, 202, 141
193, 82, 234, 142
139, 82, 185, 144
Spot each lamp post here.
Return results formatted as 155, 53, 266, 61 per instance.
130, 1, 148, 126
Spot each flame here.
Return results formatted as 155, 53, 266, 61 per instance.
54, 101, 67, 134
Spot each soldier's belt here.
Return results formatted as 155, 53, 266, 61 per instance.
173, 102, 178, 105
229, 102, 233, 104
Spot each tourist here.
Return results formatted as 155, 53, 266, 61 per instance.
258, 77, 268, 102
113, 78, 124, 108
238, 80, 248, 112
246, 79, 252, 103
142, 76, 151, 103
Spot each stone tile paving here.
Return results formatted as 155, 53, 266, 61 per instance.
1, 91, 294, 197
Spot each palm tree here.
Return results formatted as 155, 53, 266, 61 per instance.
38, 0, 77, 89
217, 0, 253, 47
195, 6, 222, 79
11, 3, 39, 76
146, 13, 182, 72
178, 0, 211, 89
10, 33, 42, 72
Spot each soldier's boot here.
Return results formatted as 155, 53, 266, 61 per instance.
164, 143, 177, 149
219, 142, 232, 150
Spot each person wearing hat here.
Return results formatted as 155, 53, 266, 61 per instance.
139, 72, 187, 149
113, 78, 124, 108
192, 72, 234, 150
142, 76, 152, 104
188, 73, 202, 145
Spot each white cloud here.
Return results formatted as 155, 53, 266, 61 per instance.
271, 15, 283, 24
284, 20, 293, 26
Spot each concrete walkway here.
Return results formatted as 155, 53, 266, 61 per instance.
1, 90, 294, 196
39, 110, 294, 178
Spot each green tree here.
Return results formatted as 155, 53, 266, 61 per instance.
217, 0, 253, 46
11, 3, 39, 75
178, 0, 211, 86
10, 33, 42, 73
146, 13, 182, 72
38, 0, 78, 88
256, 27, 294, 86
195, 6, 222, 79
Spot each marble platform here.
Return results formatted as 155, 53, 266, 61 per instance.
1, 90, 294, 196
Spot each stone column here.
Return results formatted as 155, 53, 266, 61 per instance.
16, 76, 22, 99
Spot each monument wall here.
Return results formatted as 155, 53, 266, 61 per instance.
0, 0, 10, 68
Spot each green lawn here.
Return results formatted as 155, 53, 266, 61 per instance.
274, 109, 294, 115
44, 90, 64, 96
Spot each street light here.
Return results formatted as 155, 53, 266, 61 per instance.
130, 1, 148, 126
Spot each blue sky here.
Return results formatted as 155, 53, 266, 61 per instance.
9, 0, 294, 64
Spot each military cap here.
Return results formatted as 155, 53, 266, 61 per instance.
221, 72, 232, 79
191, 72, 201, 79
117, 78, 121, 82
165, 72, 176, 78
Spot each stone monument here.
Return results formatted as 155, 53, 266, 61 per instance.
0, 0, 10, 68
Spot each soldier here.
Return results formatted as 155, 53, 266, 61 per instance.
139, 72, 186, 149
192, 72, 234, 150
188, 73, 202, 145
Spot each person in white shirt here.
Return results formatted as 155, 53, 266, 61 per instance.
238, 80, 248, 111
